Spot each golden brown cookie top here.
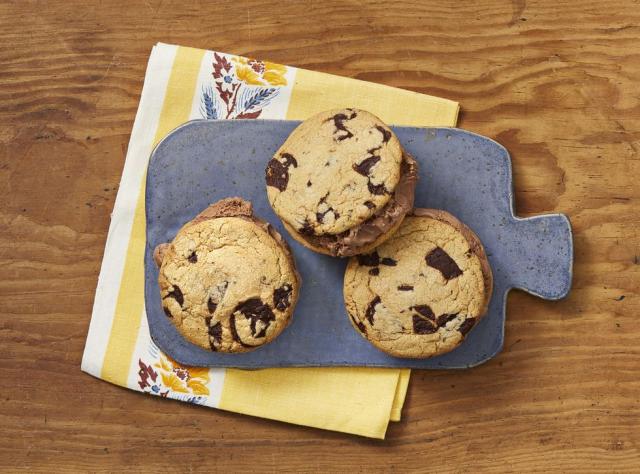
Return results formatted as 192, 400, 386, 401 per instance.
343, 209, 493, 358
156, 198, 300, 353
266, 108, 404, 236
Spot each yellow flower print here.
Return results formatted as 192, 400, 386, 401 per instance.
154, 353, 211, 396
232, 57, 287, 87
262, 63, 287, 86
160, 372, 189, 393
155, 353, 173, 372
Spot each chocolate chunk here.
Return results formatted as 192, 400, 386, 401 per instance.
315, 195, 340, 224
350, 314, 367, 333
206, 315, 220, 351
187, 251, 197, 263
265, 159, 287, 191
234, 298, 276, 338
265, 152, 298, 192
380, 257, 397, 266
365, 295, 381, 325
369, 267, 380, 276
458, 318, 476, 336
437, 313, 458, 327
299, 220, 315, 235
330, 111, 357, 141
162, 306, 172, 318
307, 180, 312, 187
412, 304, 435, 321
353, 155, 381, 176
397, 284, 414, 291
357, 251, 380, 266
364, 200, 375, 209
413, 314, 437, 334
229, 314, 252, 348
426, 247, 463, 280
209, 321, 222, 344
315, 209, 339, 223
367, 181, 388, 195
207, 297, 218, 314
353, 145, 390, 195
376, 125, 392, 143
164, 285, 184, 307
273, 284, 293, 311
281, 153, 297, 166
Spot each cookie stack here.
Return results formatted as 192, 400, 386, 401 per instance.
265, 109, 418, 257
154, 108, 493, 359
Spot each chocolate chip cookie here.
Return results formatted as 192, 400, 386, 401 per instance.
154, 198, 300, 353
343, 209, 493, 358
265, 108, 418, 257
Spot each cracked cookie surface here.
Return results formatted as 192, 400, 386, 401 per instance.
266, 108, 404, 238
156, 198, 300, 353
343, 209, 493, 358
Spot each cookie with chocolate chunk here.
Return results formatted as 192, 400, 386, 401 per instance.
265, 108, 418, 257
343, 209, 493, 358
154, 197, 300, 353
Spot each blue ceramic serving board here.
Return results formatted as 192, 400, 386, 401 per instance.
144, 120, 573, 369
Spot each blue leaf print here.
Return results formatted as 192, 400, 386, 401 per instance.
200, 84, 219, 119
238, 87, 279, 115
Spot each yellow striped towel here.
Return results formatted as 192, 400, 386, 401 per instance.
82, 42, 459, 439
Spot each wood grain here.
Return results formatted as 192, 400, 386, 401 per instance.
1, 0, 639, 471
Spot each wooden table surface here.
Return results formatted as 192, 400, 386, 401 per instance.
1, 0, 638, 472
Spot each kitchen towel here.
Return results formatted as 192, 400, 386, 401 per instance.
82, 42, 459, 439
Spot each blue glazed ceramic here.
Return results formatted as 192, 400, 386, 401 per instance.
144, 120, 573, 369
